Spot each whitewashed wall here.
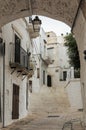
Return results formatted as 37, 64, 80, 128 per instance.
40, 28, 47, 59
31, 55, 40, 93
31, 28, 48, 91
57, 36, 69, 68
1, 19, 31, 126
66, 79, 83, 109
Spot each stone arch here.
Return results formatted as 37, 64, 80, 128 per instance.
0, 0, 81, 27
0, 0, 85, 98
0, 0, 86, 125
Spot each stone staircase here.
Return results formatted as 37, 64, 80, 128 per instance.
29, 85, 70, 116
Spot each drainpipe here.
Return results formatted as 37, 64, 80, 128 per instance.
0, 39, 5, 127
2, 42, 5, 128
71, 0, 83, 32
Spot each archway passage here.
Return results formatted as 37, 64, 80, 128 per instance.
0, 0, 84, 28
0, 0, 86, 127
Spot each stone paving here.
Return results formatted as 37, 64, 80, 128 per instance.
2, 111, 83, 130
1, 86, 84, 130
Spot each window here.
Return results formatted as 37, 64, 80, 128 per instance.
63, 71, 67, 81
56, 70, 59, 72
37, 68, 40, 78
47, 75, 52, 87
15, 34, 21, 63
47, 35, 50, 37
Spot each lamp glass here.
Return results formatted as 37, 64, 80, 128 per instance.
32, 16, 42, 32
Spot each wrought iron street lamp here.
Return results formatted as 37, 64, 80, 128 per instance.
32, 16, 42, 32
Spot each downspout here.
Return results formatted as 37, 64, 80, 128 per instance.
71, 0, 83, 32
0, 38, 5, 127
2, 42, 5, 128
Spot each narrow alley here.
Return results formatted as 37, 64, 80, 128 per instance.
2, 86, 83, 130
0, 0, 86, 129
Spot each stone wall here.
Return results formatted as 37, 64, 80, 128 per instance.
73, 8, 86, 124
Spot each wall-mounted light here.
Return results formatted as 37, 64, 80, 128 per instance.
32, 16, 42, 32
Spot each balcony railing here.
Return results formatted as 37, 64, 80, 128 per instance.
41, 55, 54, 65
9, 42, 34, 76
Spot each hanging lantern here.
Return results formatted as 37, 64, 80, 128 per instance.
32, 16, 42, 32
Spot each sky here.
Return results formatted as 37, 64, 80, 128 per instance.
37, 16, 71, 36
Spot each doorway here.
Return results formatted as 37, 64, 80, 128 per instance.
63, 71, 67, 81
47, 75, 52, 87
12, 84, 19, 119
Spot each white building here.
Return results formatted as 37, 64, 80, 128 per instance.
31, 30, 83, 111
30, 37, 41, 93
29, 28, 48, 93
0, 18, 35, 127
31, 30, 70, 90
46, 32, 71, 87
0, 16, 82, 127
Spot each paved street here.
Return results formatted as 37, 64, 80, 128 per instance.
2, 111, 83, 130
2, 86, 83, 130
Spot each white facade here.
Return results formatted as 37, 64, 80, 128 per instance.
31, 30, 71, 90
46, 32, 59, 87
31, 39, 41, 93
0, 19, 33, 126
30, 29, 83, 112
30, 28, 48, 92
46, 32, 71, 87
66, 79, 83, 109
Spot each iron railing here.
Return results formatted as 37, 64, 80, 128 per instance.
9, 42, 30, 69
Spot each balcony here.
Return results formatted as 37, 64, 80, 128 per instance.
41, 55, 54, 65
9, 42, 34, 77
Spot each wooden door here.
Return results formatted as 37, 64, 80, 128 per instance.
63, 71, 67, 81
12, 84, 19, 119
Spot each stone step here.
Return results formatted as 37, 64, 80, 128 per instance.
29, 85, 70, 115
